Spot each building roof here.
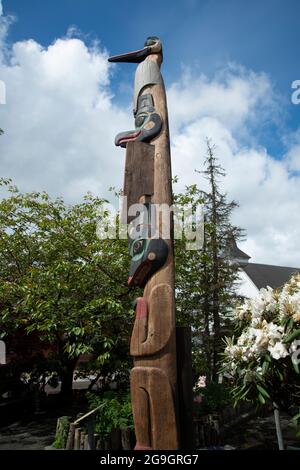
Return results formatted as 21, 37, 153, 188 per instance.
243, 262, 300, 290
224, 237, 251, 262
230, 241, 251, 261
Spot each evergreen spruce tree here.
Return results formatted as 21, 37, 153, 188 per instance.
201, 139, 244, 381
175, 139, 244, 382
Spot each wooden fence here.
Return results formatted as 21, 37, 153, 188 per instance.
57, 407, 134, 450
56, 401, 255, 450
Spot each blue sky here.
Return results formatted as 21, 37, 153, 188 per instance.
5, 0, 300, 81
5, 0, 300, 151
1, 0, 300, 266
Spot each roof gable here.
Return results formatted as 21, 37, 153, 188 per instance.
243, 263, 300, 290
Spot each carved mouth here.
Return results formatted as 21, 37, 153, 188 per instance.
128, 260, 152, 287
116, 130, 142, 147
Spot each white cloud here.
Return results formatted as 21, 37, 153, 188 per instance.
0, 11, 299, 267
168, 64, 278, 136
0, 30, 131, 201
169, 69, 300, 267
284, 130, 300, 172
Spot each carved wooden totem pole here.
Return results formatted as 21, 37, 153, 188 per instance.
108, 37, 179, 450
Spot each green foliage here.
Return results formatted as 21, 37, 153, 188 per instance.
0, 178, 134, 393
194, 383, 231, 417
87, 391, 133, 437
174, 140, 244, 380
0, 138, 243, 402
53, 416, 71, 449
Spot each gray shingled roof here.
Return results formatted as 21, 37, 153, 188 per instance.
224, 237, 251, 261
243, 263, 300, 290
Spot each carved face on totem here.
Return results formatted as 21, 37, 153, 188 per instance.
128, 236, 168, 288
127, 204, 168, 287
115, 94, 162, 148
109, 38, 168, 287
109, 37, 163, 148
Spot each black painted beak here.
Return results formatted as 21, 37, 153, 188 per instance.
108, 47, 150, 63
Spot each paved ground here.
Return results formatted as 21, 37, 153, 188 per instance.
0, 403, 82, 450
222, 412, 300, 450
0, 408, 299, 450
0, 414, 57, 450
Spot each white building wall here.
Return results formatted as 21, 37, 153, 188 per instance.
236, 268, 260, 299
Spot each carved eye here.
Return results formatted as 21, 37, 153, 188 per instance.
133, 240, 144, 254
144, 36, 159, 47
135, 113, 147, 127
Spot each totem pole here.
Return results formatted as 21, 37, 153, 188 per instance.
108, 37, 179, 450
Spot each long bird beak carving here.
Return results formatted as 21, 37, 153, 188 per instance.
108, 36, 162, 63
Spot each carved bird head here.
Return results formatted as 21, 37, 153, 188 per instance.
108, 36, 162, 63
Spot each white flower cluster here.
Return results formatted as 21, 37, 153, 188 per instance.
234, 286, 277, 324
226, 321, 288, 362
225, 274, 300, 370
279, 276, 300, 322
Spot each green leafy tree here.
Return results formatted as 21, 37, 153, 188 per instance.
0, 178, 134, 397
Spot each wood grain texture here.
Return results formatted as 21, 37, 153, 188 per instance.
130, 283, 173, 357
131, 367, 178, 450
129, 56, 179, 450
122, 141, 154, 224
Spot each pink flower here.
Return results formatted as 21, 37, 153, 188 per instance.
193, 395, 203, 404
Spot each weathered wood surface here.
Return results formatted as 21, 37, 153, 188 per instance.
109, 38, 179, 450
129, 62, 179, 450
122, 141, 154, 224
74, 427, 82, 450
80, 431, 85, 449
65, 422, 76, 450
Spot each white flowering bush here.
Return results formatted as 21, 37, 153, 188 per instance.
222, 274, 300, 430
